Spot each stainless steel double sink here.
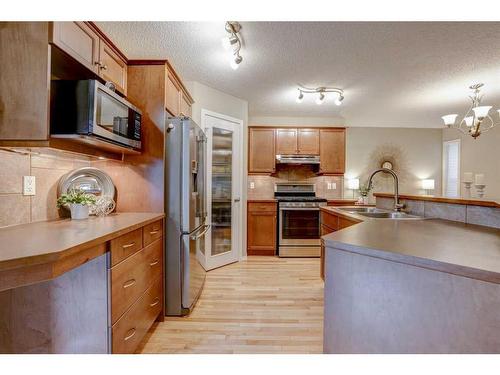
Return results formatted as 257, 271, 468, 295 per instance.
336, 206, 422, 219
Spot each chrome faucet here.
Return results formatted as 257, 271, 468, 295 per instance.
367, 168, 405, 212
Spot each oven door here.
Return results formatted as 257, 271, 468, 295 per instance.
279, 207, 321, 246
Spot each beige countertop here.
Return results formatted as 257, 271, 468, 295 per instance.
322, 206, 500, 284
374, 192, 500, 208
0, 213, 164, 291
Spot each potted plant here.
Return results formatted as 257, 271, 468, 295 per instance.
57, 189, 96, 220
358, 182, 372, 205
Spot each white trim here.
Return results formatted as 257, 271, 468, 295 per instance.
442, 139, 461, 197
201, 109, 244, 270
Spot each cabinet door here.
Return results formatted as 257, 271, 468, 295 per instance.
165, 70, 181, 116
51, 22, 100, 74
319, 129, 345, 174
98, 40, 128, 95
247, 210, 277, 255
180, 92, 192, 117
298, 129, 320, 155
248, 128, 275, 173
276, 128, 298, 155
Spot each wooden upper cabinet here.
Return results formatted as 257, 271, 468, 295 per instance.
164, 62, 193, 118
319, 129, 346, 175
297, 129, 320, 155
51, 22, 100, 74
0, 22, 50, 141
180, 91, 193, 118
165, 69, 181, 116
276, 128, 298, 155
51, 22, 127, 95
248, 128, 276, 174
99, 41, 127, 95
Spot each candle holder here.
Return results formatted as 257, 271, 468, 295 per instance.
474, 184, 486, 198
462, 181, 473, 198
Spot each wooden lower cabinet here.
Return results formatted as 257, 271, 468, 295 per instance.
320, 209, 360, 280
112, 277, 163, 354
247, 202, 277, 256
109, 219, 164, 353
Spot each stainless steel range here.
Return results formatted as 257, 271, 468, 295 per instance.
274, 183, 327, 257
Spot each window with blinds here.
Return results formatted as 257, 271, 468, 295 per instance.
442, 139, 461, 197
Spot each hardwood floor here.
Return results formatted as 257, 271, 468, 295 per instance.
136, 256, 324, 354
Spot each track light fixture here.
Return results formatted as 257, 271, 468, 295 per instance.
222, 21, 243, 70
296, 86, 344, 106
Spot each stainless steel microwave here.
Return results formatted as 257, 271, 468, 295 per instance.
51, 80, 142, 150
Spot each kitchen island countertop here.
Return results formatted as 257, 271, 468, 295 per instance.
322, 206, 500, 283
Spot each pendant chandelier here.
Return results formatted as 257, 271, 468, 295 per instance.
441, 83, 499, 139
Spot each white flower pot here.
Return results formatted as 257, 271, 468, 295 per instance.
70, 204, 89, 220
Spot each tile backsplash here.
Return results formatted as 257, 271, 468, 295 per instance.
248, 164, 343, 200
0, 148, 90, 228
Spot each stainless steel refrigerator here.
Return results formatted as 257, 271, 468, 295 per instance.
164, 117, 209, 316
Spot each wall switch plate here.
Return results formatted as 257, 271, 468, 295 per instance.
249, 182, 255, 189
23, 176, 36, 196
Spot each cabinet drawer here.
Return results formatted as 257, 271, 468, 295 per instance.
112, 277, 163, 354
248, 202, 277, 212
321, 211, 339, 230
143, 220, 163, 247
111, 239, 162, 324
110, 228, 143, 266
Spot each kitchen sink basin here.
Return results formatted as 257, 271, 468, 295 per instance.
337, 207, 380, 213
357, 211, 421, 219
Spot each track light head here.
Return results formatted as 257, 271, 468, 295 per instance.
222, 35, 239, 50
230, 54, 243, 70
296, 91, 304, 103
315, 92, 325, 105
334, 94, 344, 106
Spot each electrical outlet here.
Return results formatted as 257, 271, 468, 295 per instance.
331, 182, 336, 190
23, 176, 36, 196
249, 182, 255, 189
327, 182, 337, 190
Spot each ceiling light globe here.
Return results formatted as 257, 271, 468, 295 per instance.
464, 116, 474, 127
472, 105, 492, 119
441, 114, 458, 126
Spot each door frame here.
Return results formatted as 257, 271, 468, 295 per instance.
201, 109, 244, 270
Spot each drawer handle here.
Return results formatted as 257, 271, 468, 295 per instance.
150, 259, 159, 267
124, 328, 136, 341
149, 230, 160, 235
123, 279, 136, 289
122, 242, 136, 249
150, 298, 160, 307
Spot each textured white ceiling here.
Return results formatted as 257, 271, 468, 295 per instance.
97, 22, 500, 128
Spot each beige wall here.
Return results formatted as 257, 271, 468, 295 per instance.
442, 127, 500, 200
0, 148, 90, 228
346, 127, 443, 201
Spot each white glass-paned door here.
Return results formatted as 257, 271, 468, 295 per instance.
203, 111, 242, 271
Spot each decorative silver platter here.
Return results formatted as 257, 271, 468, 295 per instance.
58, 167, 116, 202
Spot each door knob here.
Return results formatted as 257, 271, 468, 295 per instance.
234, 198, 241, 202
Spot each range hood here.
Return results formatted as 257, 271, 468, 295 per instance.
276, 154, 320, 164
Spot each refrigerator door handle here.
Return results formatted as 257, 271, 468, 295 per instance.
190, 224, 211, 241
